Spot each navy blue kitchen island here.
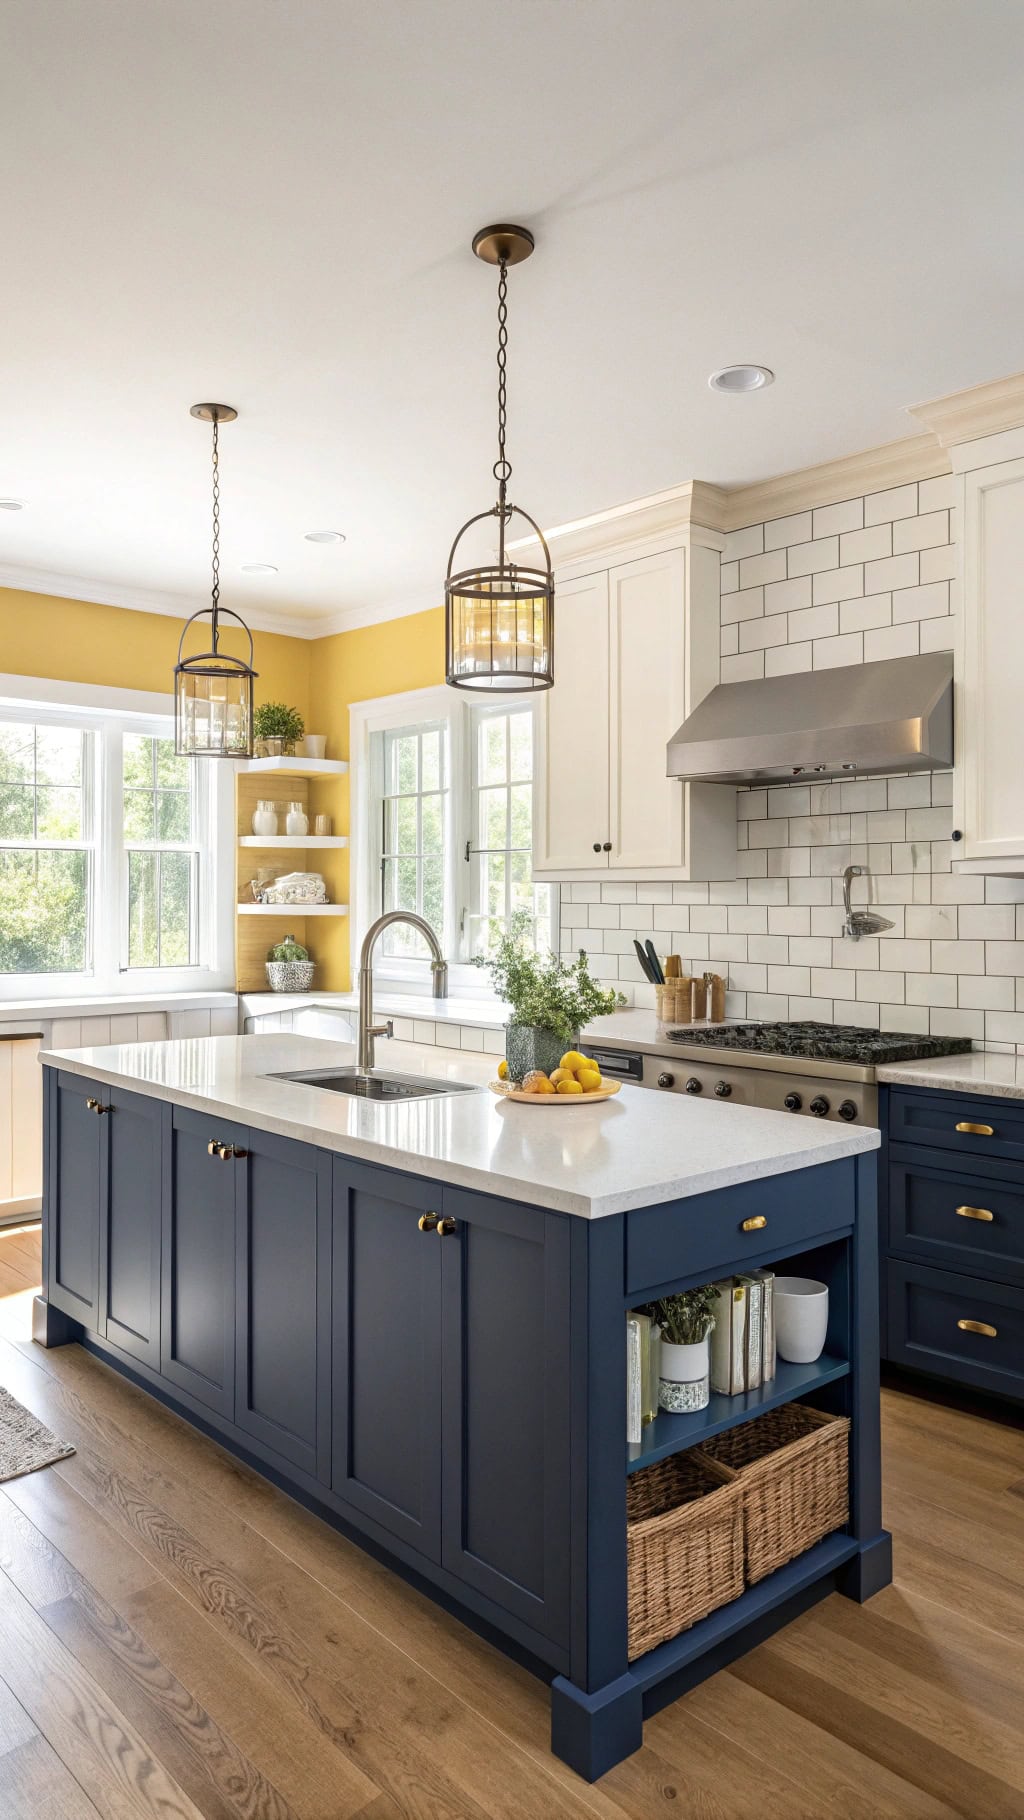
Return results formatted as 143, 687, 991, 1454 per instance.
35, 1034, 890, 1780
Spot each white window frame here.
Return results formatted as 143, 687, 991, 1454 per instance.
349, 684, 557, 997
0, 673, 235, 1001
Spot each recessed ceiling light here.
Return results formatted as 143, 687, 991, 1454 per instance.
708, 364, 775, 394
0, 498, 25, 511
304, 529, 346, 544
241, 562, 278, 574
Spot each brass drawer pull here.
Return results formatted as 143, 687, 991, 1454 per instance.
741, 1215, 767, 1232
956, 1204, 994, 1222
86, 1098, 111, 1115
955, 1122, 994, 1136
436, 1217, 457, 1237
207, 1139, 233, 1160
418, 1212, 439, 1232
957, 1318, 997, 1338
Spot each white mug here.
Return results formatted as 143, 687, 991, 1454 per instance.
303, 734, 327, 759
773, 1276, 829, 1364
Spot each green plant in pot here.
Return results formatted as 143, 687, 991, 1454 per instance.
473, 912, 624, 1082
645, 1284, 720, 1414
265, 932, 314, 993
253, 701, 305, 757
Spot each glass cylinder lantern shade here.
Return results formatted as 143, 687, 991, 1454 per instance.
445, 510, 554, 692
174, 609, 256, 757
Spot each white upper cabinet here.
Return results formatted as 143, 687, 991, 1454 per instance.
532, 500, 736, 881
954, 443, 1024, 872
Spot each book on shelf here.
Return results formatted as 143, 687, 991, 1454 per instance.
626, 1310, 659, 1440
626, 1317, 643, 1444
710, 1272, 777, 1395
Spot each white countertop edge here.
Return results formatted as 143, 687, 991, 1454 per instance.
878, 1052, 1024, 1100
40, 1038, 880, 1219
1, 991, 238, 1022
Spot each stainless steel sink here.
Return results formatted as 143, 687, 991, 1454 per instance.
268, 1066, 477, 1101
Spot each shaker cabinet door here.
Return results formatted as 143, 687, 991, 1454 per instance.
332, 1160, 443, 1561
161, 1105, 244, 1418
48, 1072, 104, 1330
235, 1129, 332, 1482
100, 1085, 163, 1368
957, 454, 1024, 868
439, 1188, 571, 1647
533, 570, 610, 872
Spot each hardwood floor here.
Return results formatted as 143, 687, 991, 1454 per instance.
0, 1225, 1021, 1819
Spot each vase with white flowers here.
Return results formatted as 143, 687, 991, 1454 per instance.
645, 1284, 720, 1413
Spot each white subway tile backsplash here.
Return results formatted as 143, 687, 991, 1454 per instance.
740, 614, 790, 652
892, 510, 949, 553
765, 641, 813, 677
864, 482, 918, 524
787, 536, 839, 577
813, 498, 863, 538
723, 524, 763, 563
864, 622, 920, 662
764, 574, 812, 615
740, 548, 787, 589
839, 595, 892, 633
918, 615, 955, 653
721, 585, 765, 625
918, 474, 954, 513
813, 632, 863, 669
721, 651, 765, 683
839, 524, 892, 565
720, 560, 739, 594
892, 581, 949, 623
789, 602, 839, 643
813, 565, 864, 605
764, 510, 812, 550
919, 543, 956, 584
720, 622, 739, 657
864, 551, 919, 595
958, 904, 1015, 940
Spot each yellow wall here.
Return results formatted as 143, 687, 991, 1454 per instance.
0, 586, 447, 994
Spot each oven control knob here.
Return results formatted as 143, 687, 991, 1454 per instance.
684, 1077, 703, 1094
657, 1072, 675, 1090
714, 1080, 732, 1098
784, 1092, 802, 1112
838, 1099, 858, 1122
809, 1096, 830, 1118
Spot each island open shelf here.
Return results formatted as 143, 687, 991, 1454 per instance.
627, 1353, 850, 1472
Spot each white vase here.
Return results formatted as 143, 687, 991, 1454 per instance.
302, 734, 327, 759
773, 1277, 829, 1364
285, 802, 309, 836
251, 801, 278, 836
658, 1333, 710, 1412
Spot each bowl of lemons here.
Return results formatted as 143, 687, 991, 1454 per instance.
488, 1051, 622, 1105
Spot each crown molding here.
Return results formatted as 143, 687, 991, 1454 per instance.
313, 590, 442, 639
721, 433, 949, 530
508, 480, 730, 570
0, 564, 329, 638
910, 370, 1024, 447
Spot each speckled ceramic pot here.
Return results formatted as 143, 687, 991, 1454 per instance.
505, 1024, 577, 1085
265, 960, 315, 993
658, 1336, 710, 1413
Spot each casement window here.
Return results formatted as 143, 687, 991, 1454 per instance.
352, 685, 556, 988
0, 689, 233, 999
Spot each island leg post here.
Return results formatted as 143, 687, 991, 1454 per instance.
840, 1150, 892, 1603
550, 1674, 642, 1783
32, 1296, 78, 1348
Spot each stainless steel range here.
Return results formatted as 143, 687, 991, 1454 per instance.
588, 1021, 972, 1126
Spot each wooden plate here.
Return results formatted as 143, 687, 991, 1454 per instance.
488, 1079, 622, 1105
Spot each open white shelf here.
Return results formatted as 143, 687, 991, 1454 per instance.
238, 835, 348, 850
242, 757, 348, 777
237, 903, 349, 916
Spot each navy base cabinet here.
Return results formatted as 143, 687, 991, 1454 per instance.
40, 1065, 889, 1782
882, 1084, 1024, 1403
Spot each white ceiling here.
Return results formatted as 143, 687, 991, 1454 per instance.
2, 0, 1023, 632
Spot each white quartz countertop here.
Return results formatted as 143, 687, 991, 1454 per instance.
40, 1032, 878, 1219
878, 1051, 1024, 1100
239, 991, 706, 1056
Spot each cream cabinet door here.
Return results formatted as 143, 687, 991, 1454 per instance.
957, 454, 1024, 868
607, 548, 687, 871
533, 571, 610, 872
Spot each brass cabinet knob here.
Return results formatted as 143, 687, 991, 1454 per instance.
436, 1217, 457, 1237
86, 1097, 110, 1114
956, 1204, 994, 1222
418, 1212, 439, 1232
957, 1318, 997, 1338
955, 1122, 994, 1136
208, 1138, 222, 1156
741, 1215, 767, 1232
208, 1139, 234, 1160
86, 1097, 99, 1111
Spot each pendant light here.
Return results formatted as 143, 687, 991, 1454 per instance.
174, 403, 258, 757
445, 225, 554, 691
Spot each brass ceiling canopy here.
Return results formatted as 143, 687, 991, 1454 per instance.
445, 224, 554, 693
174, 403, 257, 758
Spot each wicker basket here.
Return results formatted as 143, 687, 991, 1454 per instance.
697, 1404, 849, 1585
626, 1450, 744, 1659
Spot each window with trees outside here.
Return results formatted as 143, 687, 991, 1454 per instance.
364, 693, 555, 977
0, 705, 229, 998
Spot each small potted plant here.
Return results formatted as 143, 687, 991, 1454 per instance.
473, 912, 624, 1082
253, 701, 305, 757
265, 933, 314, 992
646, 1284, 720, 1413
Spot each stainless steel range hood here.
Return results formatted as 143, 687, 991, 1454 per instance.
667, 651, 953, 784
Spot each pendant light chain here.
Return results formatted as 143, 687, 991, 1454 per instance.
210, 413, 221, 646
494, 259, 511, 497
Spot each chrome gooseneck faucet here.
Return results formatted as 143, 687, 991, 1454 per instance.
357, 912, 448, 1073
842, 864, 894, 941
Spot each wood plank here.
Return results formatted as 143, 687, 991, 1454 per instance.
0, 1564, 206, 1820
0, 1733, 105, 1820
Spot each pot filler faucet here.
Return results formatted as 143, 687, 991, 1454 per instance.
357, 911, 448, 1073
842, 864, 894, 941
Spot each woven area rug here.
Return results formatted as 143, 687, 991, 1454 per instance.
0, 1383, 75, 1483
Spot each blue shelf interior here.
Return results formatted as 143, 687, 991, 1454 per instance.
626, 1353, 850, 1473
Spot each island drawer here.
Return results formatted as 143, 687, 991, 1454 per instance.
886, 1260, 1024, 1402
888, 1149, 1024, 1286
887, 1088, 1024, 1166
626, 1161, 855, 1295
